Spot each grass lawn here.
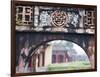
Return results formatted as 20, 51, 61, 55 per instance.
48, 61, 91, 71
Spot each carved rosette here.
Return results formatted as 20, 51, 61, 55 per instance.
51, 10, 68, 27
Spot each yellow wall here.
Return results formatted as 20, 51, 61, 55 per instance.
44, 45, 52, 66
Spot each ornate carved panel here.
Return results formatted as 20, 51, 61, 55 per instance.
15, 5, 96, 34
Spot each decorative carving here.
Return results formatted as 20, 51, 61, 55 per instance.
51, 10, 68, 27
15, 6, 95, 34
39, 11, 51, 27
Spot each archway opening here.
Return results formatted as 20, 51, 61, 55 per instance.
32, 40, 91, 72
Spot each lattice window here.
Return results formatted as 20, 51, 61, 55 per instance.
16, 6, 33, 26
84, 10, 95, 28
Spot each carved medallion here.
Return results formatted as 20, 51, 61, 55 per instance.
51, 10, 68, 27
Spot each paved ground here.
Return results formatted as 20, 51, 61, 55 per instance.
36, 66, 48, 72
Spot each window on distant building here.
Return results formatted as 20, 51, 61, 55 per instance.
52, 55, 56, 63
58, 54, 64, 63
